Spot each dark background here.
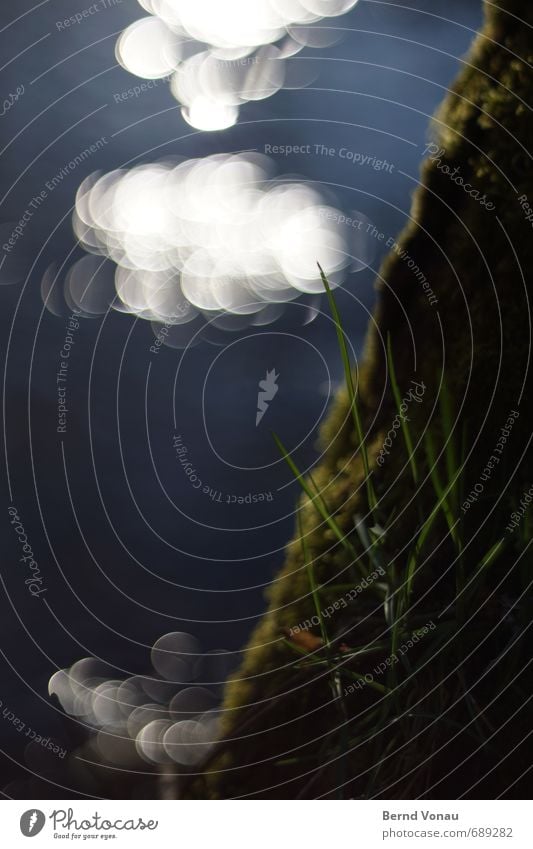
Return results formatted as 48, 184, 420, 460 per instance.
0, 0, 482, 790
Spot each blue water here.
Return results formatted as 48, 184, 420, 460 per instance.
0, 0, 482, 770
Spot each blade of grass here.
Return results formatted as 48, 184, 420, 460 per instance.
386, 333, 419, 487
297, 500, 350, 792
318, 583, 387, 597
462, 537, 504, 605
340, 669, 390, 696
424, 429, 461, 553
281, 637, 316, 658
298, 509, 329, 649
459, 418, 468, 510
354, 516, 386, 576
439, 380, 460, 515
479, 537, 505, 570
318, 263, 377, 515
273, 431, 357, 560
424, 427, 465, 619
308, 472, 370, 582
405, 498, 441, 603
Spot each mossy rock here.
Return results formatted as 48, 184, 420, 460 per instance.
185, 0, 533, 799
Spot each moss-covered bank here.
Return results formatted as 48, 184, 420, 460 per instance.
185, 0, 533, 799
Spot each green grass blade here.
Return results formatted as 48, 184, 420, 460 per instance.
424, 429, 461, 552
341, 670, 390, 695
479, 538, 505, 570
318, 263, 377, 514
405, 499, 441, 602
282, 637, 314, 658
439, 380, 459, 514
298, 509, 329, 648
273, 431, 356, 559
386, 334, 419, 487
461, 538, 505, 605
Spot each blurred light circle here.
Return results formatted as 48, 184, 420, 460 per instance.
175, 0, 286, 50
116, 677, 146, 717
41, 263, 65, 318
269, 0, 319, 26
72, 685, 99, 721
136, 719, 175, 763
116, 17, 181, 79
151, 632, 201, 682
252, 302, 287, 325
209, 312, 254, 332
70, 153, 368, 334
198, 53, 247, 107
302, 0, 359, 16
212, 277, 265, 315
194, 649, 237, 690
127, 703, 167, 738
65, 255, 115, 316
169, 686, 217, 720
48, 670, 77, 715
140, 675, 179, 704
149, 284, 199, 324
91, 681, 125, 726
69, 657, 116, 687
163, 719, 212, 765
181, 98, 239, 131
112, 0, 359, 128
241, 45, 285, 101
181, 270, 221, 312
287, 23, 341, 48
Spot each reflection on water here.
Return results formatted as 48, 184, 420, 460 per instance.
43, 152, 375, 347
116, 0, 360, 129
49, 633, 237, 768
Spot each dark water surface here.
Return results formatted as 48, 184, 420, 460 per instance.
0, 0, 482, 776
